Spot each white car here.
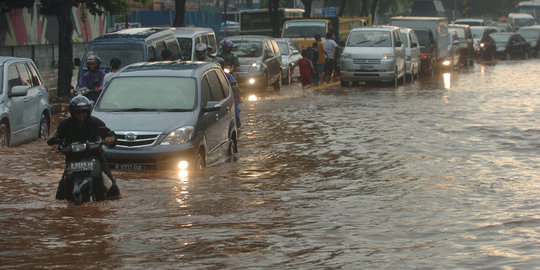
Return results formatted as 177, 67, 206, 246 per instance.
275, 38, 302, 85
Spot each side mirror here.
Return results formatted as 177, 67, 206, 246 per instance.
10, 85, 28, 97
203, 101, 221, 112
395, 41, 402, 47
74, 58, 81, 67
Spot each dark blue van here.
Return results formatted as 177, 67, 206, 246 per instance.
75, 27, 181, 80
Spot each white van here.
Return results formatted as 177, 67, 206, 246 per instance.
508, 13, 536, 32
399, 27, 421, 80
172, 27, 217, 60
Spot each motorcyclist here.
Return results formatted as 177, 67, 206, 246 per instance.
216, 57, 241, 128
195, 43, 210, 61
76, 54, 106, 103
217, 40, 239, 73
47, 95, 120, 201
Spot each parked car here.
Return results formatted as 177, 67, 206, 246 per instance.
517, 25, 540, 58
490, 32, 530, 60
340, 26, 406, 87
399, 27, 421, 80
75, 28, 181, 80
508, 13, 536, 32
172, 27, 217, 61
275, 38, 302, 85
0, 57, 51, 147
470, 26, 498, 56
454, 18, 485, 26
219, 35, 283, 92
412, 29, 437, 75
92, 61, 238, 170
449, 24, 475, 66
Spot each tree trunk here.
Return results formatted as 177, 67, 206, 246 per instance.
360, 0, 368, 17
56, 4, 74, 97
370, 0, 378, 24
301, 0, 312, 18
173, 0, 186, 27
269, 0, 280, 37
338, 0, 346, 17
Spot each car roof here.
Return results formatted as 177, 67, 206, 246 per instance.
95, 27, 173, 41
0, 56, 32, 65
171, 27, 215, 37
449, 24, 470, 28
352, 25, 399, 32
456, 18, 483, 22
114, 61, 220, 78
223, 35, 273, 41
509, 13, 535, 18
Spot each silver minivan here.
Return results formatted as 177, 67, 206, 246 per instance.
340, 26, 406, 87
399, 27, 421, 81
0, 57, 51, 147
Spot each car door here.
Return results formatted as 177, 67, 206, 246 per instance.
6, 63, 34, 144
20, 62, 44, 137
205, 70, 230, 159
200, 73, 220, 154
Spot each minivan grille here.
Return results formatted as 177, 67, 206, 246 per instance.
115, 132, 160, 148
239, 65, 251, 72
353, 59, 381, 65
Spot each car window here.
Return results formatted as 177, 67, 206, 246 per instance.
165, 38, 181, 60
147, 45, 157, 61
83, 43, 144, 71
215, 69, 230, 97
7, 65, 22, 92
277, 41, 289, 55
97, 77, 196, 111
208, 34, 217, 54
26, 62, 42, 87
16, 63, 33, 88
225, 40, 263, 57
201, 75, 212, 105
400, 32, 409, 47
201, 35, 208, 45
206, 70, 225, 101
156, 41, 166, 60
177, 38, 193, 60
410, 32, 418, 46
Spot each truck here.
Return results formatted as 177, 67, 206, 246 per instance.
239, 8, 304, 37
391, 16, 450, 71
281, 16, 370, 49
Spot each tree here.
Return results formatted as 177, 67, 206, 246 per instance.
1, 0, 145, 97
173, 0, 186, 27
300, 0, 312, 18
269, 0, 280, 37
370, 0, 378, 24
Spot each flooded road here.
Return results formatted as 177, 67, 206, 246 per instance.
1, 61, 539, 268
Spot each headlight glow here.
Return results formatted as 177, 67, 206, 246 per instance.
161, 126, 194, 145
442, 60, 451, 66
250, 62, 261, 71
249, 78, 255, 84
381, 54, 394, 60
224, 67, 231, 73
178, 160, 189, 170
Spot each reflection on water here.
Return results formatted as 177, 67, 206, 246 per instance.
1, 61, 539, 268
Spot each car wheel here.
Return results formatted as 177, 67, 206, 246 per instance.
228, 135, 238, 161
38, 113, 49, 139
273, 72, 282, 91
259, 73, 268, 92
195, 150, 206, 170
0, 123, 9, 147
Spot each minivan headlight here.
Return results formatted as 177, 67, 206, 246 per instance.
161, 126, 194, 145
250, 62, 261, 71
381, 54, 394, 60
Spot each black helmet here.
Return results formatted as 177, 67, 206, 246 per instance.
86, 54, 102, 68
69, 95, 92, 116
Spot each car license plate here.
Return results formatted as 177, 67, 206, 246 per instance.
114, 164, 143, 170
70, 161, 94, 172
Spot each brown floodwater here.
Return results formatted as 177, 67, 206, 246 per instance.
1, 60, 539, 268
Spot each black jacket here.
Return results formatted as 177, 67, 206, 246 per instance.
47, 116, 115, 147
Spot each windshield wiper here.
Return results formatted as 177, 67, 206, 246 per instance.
119, 108, 157, 112
352, 40, 370, 46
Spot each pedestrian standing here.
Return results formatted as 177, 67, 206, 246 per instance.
296, 50, 314, 89
314, 34, 327, 84
309, 42, 320, 86
322, 32, 340, 83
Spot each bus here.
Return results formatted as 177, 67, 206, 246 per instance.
239, 8, 304, 37
516, 1, 540, 24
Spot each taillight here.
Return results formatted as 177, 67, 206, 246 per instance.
421, 54, 428, 60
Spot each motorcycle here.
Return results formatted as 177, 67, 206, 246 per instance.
57, 138, 110, 205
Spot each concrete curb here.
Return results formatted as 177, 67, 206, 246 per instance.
309, 81, 340, 91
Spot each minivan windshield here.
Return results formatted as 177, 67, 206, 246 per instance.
83, 43, 144, 71
282, 21, 326, 38
227, 40, 263, 57
347, 30, 392, 47
96, 77, 197, 112
514, 18, 536, 27
177, 38, 193, 60
518, 29, 540, 39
